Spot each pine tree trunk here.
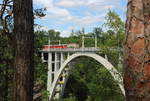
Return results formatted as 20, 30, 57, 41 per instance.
13, 0, 34, 101
124, 0, 150, 100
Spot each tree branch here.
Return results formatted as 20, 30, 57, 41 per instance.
0, 0, 13, 40
0, 0, 9, 20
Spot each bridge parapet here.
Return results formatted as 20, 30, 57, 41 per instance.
40, 47, 100, 52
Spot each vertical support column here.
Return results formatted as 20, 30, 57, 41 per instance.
59, 40, 61, 45
41, 52, 44, 62
82, 35, 85, 48
48, 40, 51, 46
47, 40, 52, 100
54, 52, 58, 77
47, 52, 52, 95
60, 52, 65, 98
67, 52, 70, 59
60, 52, 64, 67
54, 52, 62, 100
54, 52, 61, 77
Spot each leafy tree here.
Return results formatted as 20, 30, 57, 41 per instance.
93, 27, 103, 38
0, 31, 14, 101
70, 29, 75, 37
0, 1, 14, 100
64, 75, 89, 101
104, 10, 125, 48
105, 10, 124, 33
48, 29, 60, 40
34, 30, 49, 48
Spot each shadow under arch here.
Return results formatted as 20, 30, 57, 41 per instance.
49, 52, 125, 100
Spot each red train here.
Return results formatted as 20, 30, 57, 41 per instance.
42, 43, 79, 49
42, 44, 68, 49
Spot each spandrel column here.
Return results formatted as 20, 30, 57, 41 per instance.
47, 52, 52, 97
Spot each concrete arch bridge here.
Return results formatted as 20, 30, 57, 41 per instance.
40, 45, 125, 101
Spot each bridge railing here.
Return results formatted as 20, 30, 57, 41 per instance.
41, 47, 100, 52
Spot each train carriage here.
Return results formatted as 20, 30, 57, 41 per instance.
42, 44, 68, 49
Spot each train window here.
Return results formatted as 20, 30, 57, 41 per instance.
43, 53, 48, 60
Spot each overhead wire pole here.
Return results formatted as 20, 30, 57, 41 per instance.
82, 35, 98, 49
59, 40, 61, 45
48, 40, 51, 47
82, 34, 85, 48
95, 35, 97, 48
49, 40, 61, 45
81, 27, 85, 49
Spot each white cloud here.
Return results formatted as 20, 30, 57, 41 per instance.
60, 30, 71, 37
34, 25, 49, 31
56, 0, 120, 9
33, 0, 126, 36
57, 0, 85, 7
34, 0, 70, 19
45, 7, 70, 19
34, 0, 53, 7
54, 15, 103, 27
86, 0, 120, 11
70, 15, 102, 26
33, 0, 123, 23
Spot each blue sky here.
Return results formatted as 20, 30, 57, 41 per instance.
33, 0, 127, 37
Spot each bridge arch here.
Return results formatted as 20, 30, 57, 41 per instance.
49, 52, 125, 100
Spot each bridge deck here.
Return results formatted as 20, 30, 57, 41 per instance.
40, 47, 99, 52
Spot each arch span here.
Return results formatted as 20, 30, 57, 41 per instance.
49, 52, 125, 100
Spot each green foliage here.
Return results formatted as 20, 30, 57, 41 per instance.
0, 31, 14, 101
41, 90, 49, 101
48, 29, 60, 40
104, 10, 125, 33
63, 96, 76, 101
64, 57, 124, 101
35, 30, 49, 48
34, 56, 47, 85
93, 27, 103, 38
64, 74, 89, 101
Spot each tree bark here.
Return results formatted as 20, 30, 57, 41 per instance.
124, 0, 150, 100
13, 0, 34, 101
